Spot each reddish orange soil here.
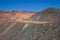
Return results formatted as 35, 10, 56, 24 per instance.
0, 11, 36, 22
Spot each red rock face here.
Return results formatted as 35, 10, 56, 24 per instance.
0, 11, 36, 22
15, 12, 35, 19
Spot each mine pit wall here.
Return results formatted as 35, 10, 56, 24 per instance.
0, 11, 36, 22
15, 22, 60, 40
0, 21, 60, 40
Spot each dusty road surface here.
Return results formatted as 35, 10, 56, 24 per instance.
0, 20, 50, 40
15, 20, 50, 30
0, 19, 59, 40
15, 20, 49, 24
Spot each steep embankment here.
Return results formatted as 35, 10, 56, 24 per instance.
0, 11, 36, 40
15, 8, 60, 40
0, 8, 60, 40
0, 11, 35, 22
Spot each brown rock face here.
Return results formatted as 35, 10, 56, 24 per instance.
15, 8, 60, 40
0, 11, 36, 22
0, 8, 60, 40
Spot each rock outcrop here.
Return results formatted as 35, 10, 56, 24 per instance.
0, 11, 35, 22
15, 8, 60, 40
0, 8, 60, 40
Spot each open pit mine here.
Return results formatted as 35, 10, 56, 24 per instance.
0, 8, 60, 40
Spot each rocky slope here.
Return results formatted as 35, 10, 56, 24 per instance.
29, 8, 60, 22
0, 11, 35, 22
15, 8, 60, 40
0, 8, 60, 40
